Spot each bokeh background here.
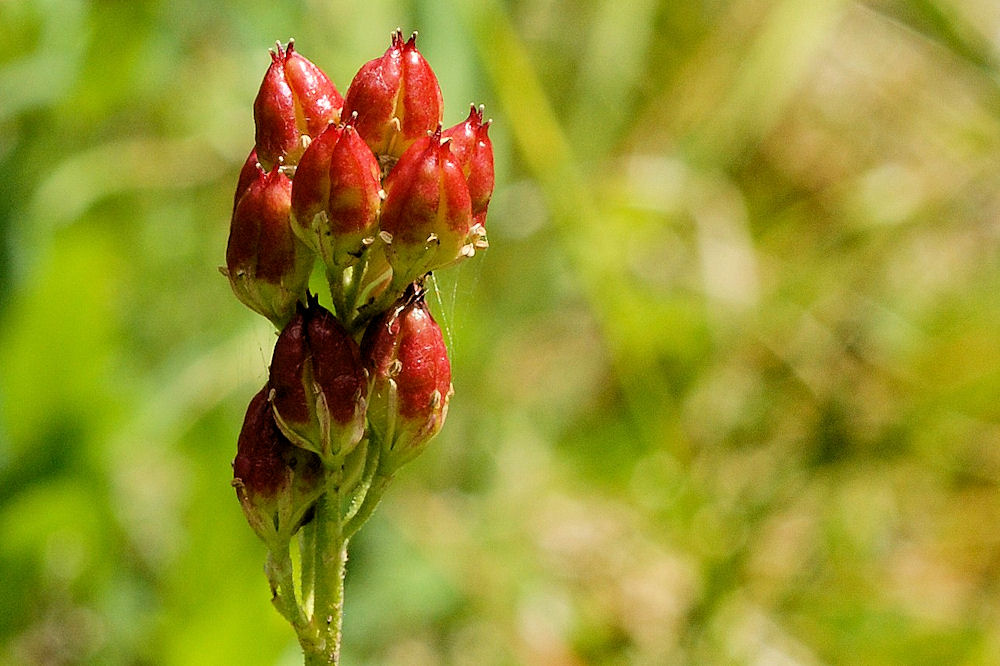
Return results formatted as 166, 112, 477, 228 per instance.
2, 0, 1000, 663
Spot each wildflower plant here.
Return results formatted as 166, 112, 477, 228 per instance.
222, 31, 493, 665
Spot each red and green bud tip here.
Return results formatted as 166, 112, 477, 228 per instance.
342, 29, 443, 161
254, 40, 343, 171
225, 163, 314, 329
233, 385, 326, 545
361, 283, 453, 471
443, 104, 494, 238
291, 120, 383, 270
269, 293, 368, 464
379, 127, 475, 286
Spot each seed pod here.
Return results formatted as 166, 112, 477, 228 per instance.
269, 294, 368, 464
233, 386, 326, 545
361, 283, 453, 472
225, 164, 314, 328
443, 104, 495, 231
342, 29, 443, 160
254, 40, 343, 170
291, 122, 382, 271
379, 128, 473, 286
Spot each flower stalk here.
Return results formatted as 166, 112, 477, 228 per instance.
308, 490, 347, 665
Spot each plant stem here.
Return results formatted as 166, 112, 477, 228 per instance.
299, 520, 316, 615
326, 268, 349, 320
342, 249, 369, 322
344, 437, 381, 523
350, 273, 406, 332
306, 489, 347, 665
344, 473, 392, 540
354, 263, 393, 314
265, 544, 309, 632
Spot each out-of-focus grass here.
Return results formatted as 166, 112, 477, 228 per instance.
2, 0, 1000, 664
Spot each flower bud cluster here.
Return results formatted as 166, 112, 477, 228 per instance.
226, 32, 491, 544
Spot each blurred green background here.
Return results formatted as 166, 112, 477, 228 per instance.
2, 0, 1000, 663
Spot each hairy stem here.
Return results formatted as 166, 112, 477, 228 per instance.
306, 489, 347, 665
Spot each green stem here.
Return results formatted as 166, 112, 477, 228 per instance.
344, 473, 393, 541
344, 437, 381, 523
265, 545, 306, 628
354, 264, 393, 313
307, 490, 347, 665
350, 273, 406, 332
342, 249, 370, 324
326, 268, 348, 320
299, 520, 316, 615
266, 542, 319, 654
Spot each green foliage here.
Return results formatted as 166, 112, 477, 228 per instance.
3, 0, 1000, 663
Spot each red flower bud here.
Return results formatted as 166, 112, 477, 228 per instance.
342, 30, 443, 160
225, 164, 314, 328
379, 128, 474, 285
269, 294, 368, 463
361, 284, 453, 471
443, 104, 495, 232
291, 122, 383, 270
233, 386, 325, 545
254, 40, 343, 170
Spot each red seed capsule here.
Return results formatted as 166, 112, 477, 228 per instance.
342, 29, 443, 160
379, 128, 473, 286
443, 104, 495, 231
253, 40, 343, 170
233, 385, 325, 545
291, 122, 382, 270
361, 284, 453, 471
269, 294, 368, 463
225, 164, 314, 328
